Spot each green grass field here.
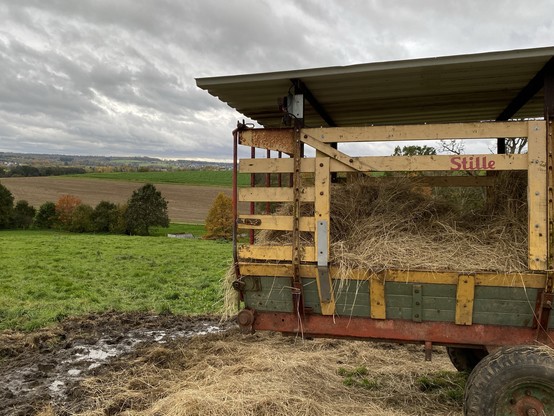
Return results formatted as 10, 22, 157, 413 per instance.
0, 229, 232, 331
73, 170, 250, 187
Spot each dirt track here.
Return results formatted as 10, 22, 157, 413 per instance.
1, 177, 245, 223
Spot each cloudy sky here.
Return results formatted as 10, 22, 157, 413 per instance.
1, 1, 553, 161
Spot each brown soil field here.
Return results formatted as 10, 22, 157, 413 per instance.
0, 312, 463, 416
1, 177, 246, 223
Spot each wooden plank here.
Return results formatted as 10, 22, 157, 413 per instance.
239, 264, 547, 289
240, 154, 528, 174
238, 245, 315, 262
370, 274, 386, 319
237, 215, 315, 231
455, 275, 475, 325
301, 134, 374, 173
238, 186, 315, 202
302, 121, 528, 143
239, 263, 317, 278
527, 121, 548, 271
314, 157, 335, 315
239, 129, 294, 154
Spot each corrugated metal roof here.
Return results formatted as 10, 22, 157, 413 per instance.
196, 47, 554, 127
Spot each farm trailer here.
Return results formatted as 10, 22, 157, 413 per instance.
197, 47, 554, 415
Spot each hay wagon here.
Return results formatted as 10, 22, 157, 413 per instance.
197, 47, 554, 415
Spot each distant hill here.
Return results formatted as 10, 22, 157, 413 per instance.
0, 152, 233, 173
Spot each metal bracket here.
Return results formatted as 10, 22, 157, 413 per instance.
317, 220, 332, 303
412, 285, 422, 322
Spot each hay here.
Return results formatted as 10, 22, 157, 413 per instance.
70, 330, 462, 416
222, 265, 240, 320
257, 174, 528, 274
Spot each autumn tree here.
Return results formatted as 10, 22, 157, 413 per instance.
204, 193, 233, 240
125, 184, 169, 235
55, 195, 82, 228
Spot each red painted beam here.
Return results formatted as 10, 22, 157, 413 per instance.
252, 312, 554, 348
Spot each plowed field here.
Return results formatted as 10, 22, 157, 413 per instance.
1, 177, 243, 223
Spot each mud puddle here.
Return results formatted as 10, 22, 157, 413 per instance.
0, 312, 227, 416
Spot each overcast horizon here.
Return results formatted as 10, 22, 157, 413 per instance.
1, 1, 553, 161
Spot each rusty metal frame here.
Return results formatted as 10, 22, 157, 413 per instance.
249, 311, 554, 348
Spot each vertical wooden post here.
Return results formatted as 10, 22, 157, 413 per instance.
314, 157, 335, 315
528, 121, 548, 271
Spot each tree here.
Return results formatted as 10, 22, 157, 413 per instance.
92, 200, 119, 232
68, 204, 94, 233
35, 202, 58, 229
0, 182, 14, 228
12, 200, 36, 229
55, 195, 82, 228
204, 193, 233, 240
125, 184, 169, 235
393, 145, 437, 156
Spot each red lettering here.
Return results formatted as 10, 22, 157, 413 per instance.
450, 156, 462, 171
487, 160, 496, 169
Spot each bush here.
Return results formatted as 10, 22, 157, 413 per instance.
125, 184, 169, 235
68, 204, 94, 233
0, 183, 14, 228
12, 200, 36, 229
55, 195, 82, 228
204, 193, 232, 240
34, 202, 58, 229
110, 204, 128, 234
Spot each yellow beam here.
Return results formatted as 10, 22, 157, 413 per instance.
455, 275, 475, 325
302, 121, 529, 143
238, 187, 315, 202
238, 245, 315, 262
237, 215, 315, 232
240, 154, 528, 174
527, 121, 548, 271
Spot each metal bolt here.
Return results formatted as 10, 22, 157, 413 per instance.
527, 408, 538, 416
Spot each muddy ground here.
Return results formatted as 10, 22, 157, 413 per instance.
0, 312, 227, 416
0, 312, 462, 416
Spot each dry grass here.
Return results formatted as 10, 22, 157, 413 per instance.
68, 330, 462, 416
257, 174, 528, 274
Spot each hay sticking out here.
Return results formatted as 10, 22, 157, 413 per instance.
71, 331, 462, 416
257, 174, 528, 274
222, 265, 240, 320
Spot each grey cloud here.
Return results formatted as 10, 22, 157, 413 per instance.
0, 0, 552, 160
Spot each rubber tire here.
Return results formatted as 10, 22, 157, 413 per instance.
446, 347, 488, 372
463, 345, 554, 416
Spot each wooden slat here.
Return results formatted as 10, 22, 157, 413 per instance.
455, 275, 475, 325
370, 275, 386, 319
239, 128, 295, 153
238, 245, 315, 262
302, 121, 528, 143
238, 187, 315, 202
238, 264, 548, 289
237, 215, 315, 231
302, 134, 373, 173
240, 154, 528, 174
527, 121, 548, 271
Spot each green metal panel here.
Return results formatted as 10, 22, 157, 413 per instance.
243, 276, 294, 312
244, 276, 542, 328
472, 286, 538, 327
302, 278, 370, 317
385, 283, 456, 322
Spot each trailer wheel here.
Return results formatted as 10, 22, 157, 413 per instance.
446, 347, 487, 372
463, 345, 554, 416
